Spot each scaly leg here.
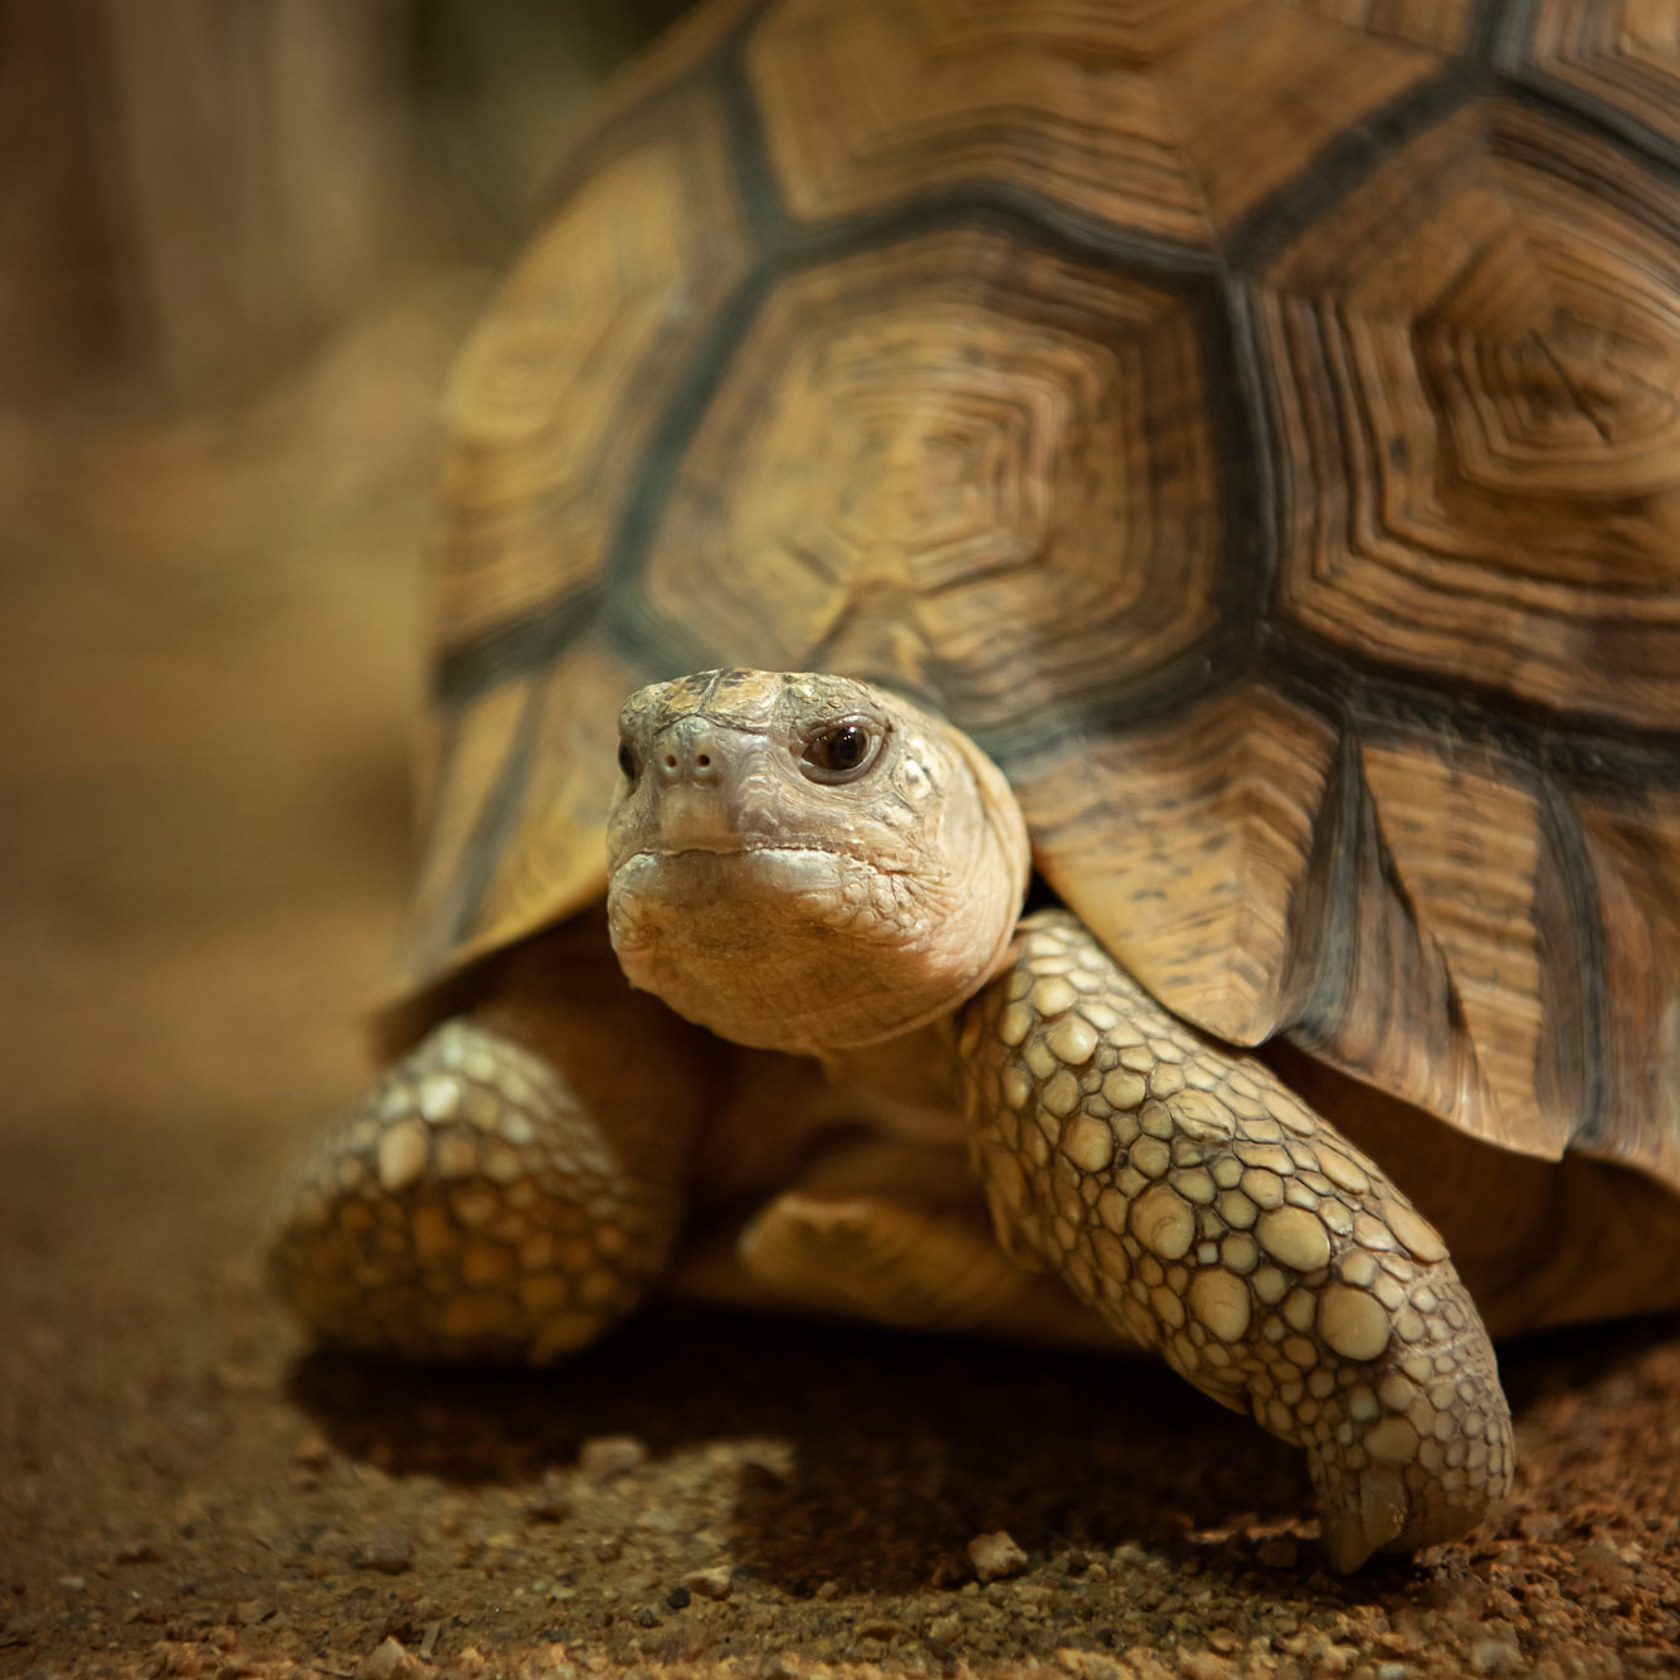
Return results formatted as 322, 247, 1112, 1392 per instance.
269, 916, 714, 1364
959, 910, 1513, 1571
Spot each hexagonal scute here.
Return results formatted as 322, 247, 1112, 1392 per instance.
747, 0, 1450, 245
1254, 96, 1680, 729
634, 223, 1226, 732
428, 84, 753, 659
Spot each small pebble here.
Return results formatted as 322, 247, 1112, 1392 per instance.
578, 1435, 648, 1476
968, 1530, 1029, 1582
1471, 1640, 1520, 1674
354, 1531, 414, 1575
858, 1619, 907, 1641
292, 1434, 332, 1471
1181, 1653, 1236, 1680
360, 1637, 411, 1680
684, 1566, 733, 1601
665, 1585, 692, 1610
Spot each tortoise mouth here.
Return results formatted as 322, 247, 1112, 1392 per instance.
609, 843, 861, 912
626, 839, 850, 861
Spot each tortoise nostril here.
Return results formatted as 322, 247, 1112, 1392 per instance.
654, 719, 727, 783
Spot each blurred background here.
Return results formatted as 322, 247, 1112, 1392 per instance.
0, 0, 696, 403
0, 12, 735, 1654
0, 0, 689, 1151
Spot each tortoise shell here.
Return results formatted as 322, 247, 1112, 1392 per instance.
401, 0, 1680, 1196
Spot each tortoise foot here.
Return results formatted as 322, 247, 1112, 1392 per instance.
1302, 1257, 1512, 1569
269, 1018, 680, 1364
960, 909, 1513, 1571
731, 1136, 1115, 1345
740, 1173, 1033, 1333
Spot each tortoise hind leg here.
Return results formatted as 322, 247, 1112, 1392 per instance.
960, 909, 1513, 1572
269, 917, 715, 1364
679, 1134, 1120, 1348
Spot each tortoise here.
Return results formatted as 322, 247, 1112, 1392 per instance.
270, 0, 1680, 1572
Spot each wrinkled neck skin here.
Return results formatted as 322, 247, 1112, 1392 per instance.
605, 670, 1030, 1059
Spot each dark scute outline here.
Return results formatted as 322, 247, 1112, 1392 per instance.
1265, 632, 1680, 796
1223, 61, 1485, 275
1533, 770, 1609, 1150
439, 677, 546, 958
430, 13, 1233, 718
1490, 0, 1680, 181
431, 587, 602, 708
1276, 723, 1453, 1066
429, 4, 782, 949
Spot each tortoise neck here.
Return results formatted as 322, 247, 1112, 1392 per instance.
818, 1015, 966, 1118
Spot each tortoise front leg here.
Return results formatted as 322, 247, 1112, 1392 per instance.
269, 916, 713, 1364
959, 910, 1513, 1571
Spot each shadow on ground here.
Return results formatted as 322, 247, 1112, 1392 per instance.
286, 1302, 1680, 1605
288, 1308, 1308, 1595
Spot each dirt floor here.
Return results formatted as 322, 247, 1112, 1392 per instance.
2, 284, 1679, 1680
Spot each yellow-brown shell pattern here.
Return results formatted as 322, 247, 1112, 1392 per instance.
405, 0, 1680, 1198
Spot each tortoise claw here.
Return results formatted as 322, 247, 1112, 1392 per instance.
1317, 1463, 1410, 1573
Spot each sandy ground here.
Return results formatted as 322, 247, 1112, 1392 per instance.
2, 286, 1679, 1680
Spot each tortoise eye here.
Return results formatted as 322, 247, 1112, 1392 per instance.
617, 739, 639, 782
800, 717, 882, 784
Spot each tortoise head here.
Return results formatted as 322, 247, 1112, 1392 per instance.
605, 670, 1029, 1055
